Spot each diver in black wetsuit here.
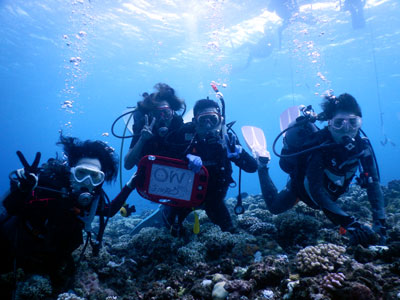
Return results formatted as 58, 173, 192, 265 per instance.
342, 0, 366, 29
141, 99, 257, 236
0, 135, 136, 296
124, 83, 186, 170
258, 93, 386, 246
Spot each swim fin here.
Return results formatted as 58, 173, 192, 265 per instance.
241, 126, 270, 159
279, 106, 300, 133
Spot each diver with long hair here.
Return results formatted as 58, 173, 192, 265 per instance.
0, 134, 136, 296
124, 83, 186, 170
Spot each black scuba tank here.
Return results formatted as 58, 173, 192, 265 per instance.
279, 116, 319, 174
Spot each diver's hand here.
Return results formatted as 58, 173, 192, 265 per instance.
225, 133, 242, 159
140, 114, 156, 141
372, 219, 387, 245
186, 154, 202, 173
14, 151, 41, 191
346, 221, 377, 247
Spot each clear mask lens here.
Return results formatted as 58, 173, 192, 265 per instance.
71, 166, 105, 186
152, 106, 173, 121
196, 113, 221, 128
330, 116, 361, 130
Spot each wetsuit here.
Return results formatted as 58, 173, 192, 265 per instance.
0, 160, 131, 275
258, 127, 385, 228
162, 123, 258, 233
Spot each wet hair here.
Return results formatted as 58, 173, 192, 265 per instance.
137, 83, 186, 114
320, 93, 362, 120
57, 135, 118, 182
193, 99, 221, 117
40, 158, 71, 188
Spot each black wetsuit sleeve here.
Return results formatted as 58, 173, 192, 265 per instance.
231, 150, 258, 173
2, 181, 31, 215
305, 151, 354, 227
360, 144, 385, 221
104, 185, 133, 217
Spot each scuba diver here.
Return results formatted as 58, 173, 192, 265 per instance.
257, 93, 386, 247
341, 0, 366, 29
121, 82, 199, 230
135, 98, 258, 236
231, 32, 274, 72
268, 0, 299, 49
267, 0, 315, 49
0, 135, 136, 296
124, 83, 186, 170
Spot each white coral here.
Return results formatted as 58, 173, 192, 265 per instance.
296, 243, 348, 274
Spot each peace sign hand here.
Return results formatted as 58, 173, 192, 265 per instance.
14, 151, 41, 191
141, 114, 156, 141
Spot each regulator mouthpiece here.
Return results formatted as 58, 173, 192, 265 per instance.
77, 192, 93, 207
158, 127, 169, 137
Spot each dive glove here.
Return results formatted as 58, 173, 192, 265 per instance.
186, 154, 202, 173
346, 221, 377, 247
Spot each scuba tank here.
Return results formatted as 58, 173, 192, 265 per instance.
273, 105, 381, 185
273, 105, 331, 175
280, 115, 319, 174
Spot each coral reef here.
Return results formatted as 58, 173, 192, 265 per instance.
274, 209, 322, 250
243, 255, 289, 288
321, 272, 346, 292
15, 275, 52, 300
57, 293, 86, 300
5, 181, 400, 299
295, 243, 348, 275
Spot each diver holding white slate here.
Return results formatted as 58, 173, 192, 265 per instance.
158, 96, 258, 236
242, 93, 387, 247
129, 83, 257, 236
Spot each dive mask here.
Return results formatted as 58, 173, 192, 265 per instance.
329, 115, 362, 132
328, 114, 361, 148
150, 105, 173, 121
70, 166, 105, 186
195, 112, 222, 129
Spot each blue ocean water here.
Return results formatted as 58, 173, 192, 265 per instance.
1, 0, 399, 214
